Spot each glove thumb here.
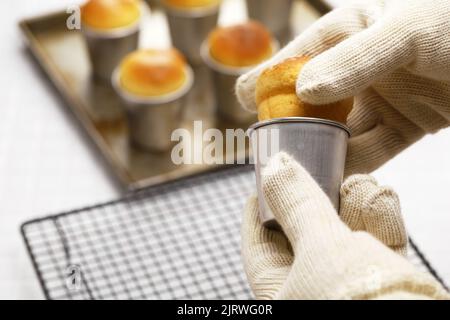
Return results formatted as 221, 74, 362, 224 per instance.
262, 152, 350, 250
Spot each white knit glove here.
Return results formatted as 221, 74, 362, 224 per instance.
242, 152, 449, 300
236, 0, 450, 175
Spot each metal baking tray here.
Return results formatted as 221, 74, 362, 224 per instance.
19, 0, 323, 190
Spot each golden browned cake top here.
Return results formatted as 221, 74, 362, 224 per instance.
163, 0, 220, 8
81, 0, 140, 30
256, 56, 353, 123
119, 49, 188, 97
256, 56, 310, 106
208, 21, 273, 67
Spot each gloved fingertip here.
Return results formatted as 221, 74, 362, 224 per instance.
363, 186, 401, 214
235, 72, 249, 91
261, 152, 327, 204
295, 59, 353, 105
235, 73, 258, 112
295, 65, 335, 105
260, 153, 306, 216
361, 185, 407, 247
341, 174, 378, 198
261, 152, 300, 184
296, 78, 323, 103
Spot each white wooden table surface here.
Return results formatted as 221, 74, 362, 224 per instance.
0, 0, 448, 299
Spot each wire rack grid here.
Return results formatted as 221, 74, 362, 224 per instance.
21, 166, 447, 300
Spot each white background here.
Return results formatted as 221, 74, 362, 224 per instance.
0, 0, 449, 299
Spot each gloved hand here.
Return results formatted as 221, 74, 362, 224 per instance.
236, 0, 450, 175
242, 152, 449, 300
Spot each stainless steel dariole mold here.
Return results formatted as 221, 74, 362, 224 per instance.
200, 40, 279, 124
248, 117, 350, 230
82, 21, 140, 82
112, 66, 194, 152
165, 3, 220, 65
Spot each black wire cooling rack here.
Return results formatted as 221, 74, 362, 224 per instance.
21, 166, 447, 300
